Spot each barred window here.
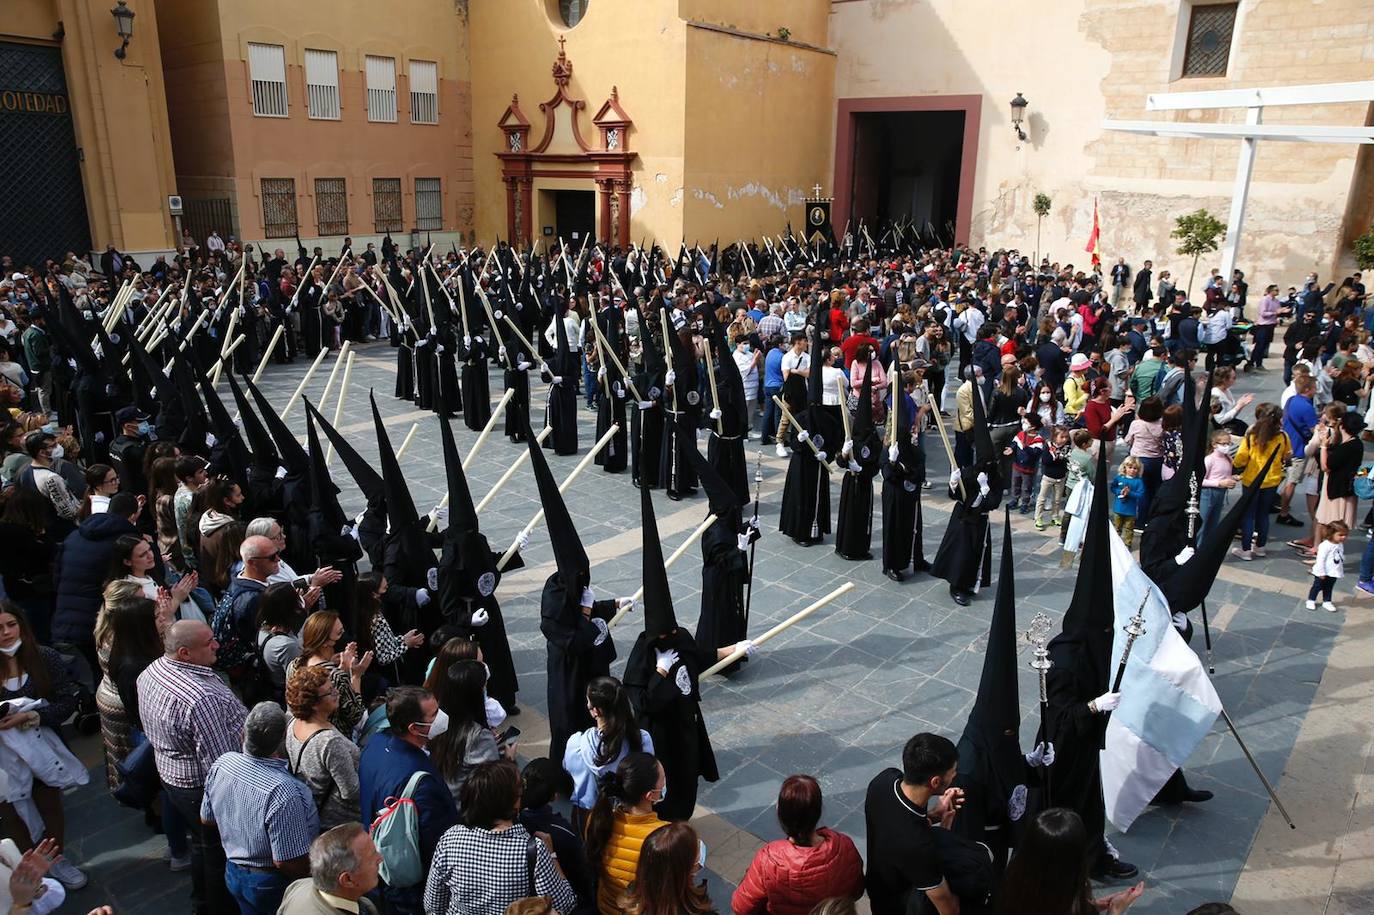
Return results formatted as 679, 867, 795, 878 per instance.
315, 177, 348, 236
373, 178, 403, 233
305, 48, 340, 120
261, 178, 298, 238
1182, 3, 1238, 77
248, 43, 288, 117
366, 55, 397, 123
415, 177, 442, 230
409, 59, 438, 124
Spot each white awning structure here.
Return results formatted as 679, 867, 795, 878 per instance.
1103, 80, 1374, 279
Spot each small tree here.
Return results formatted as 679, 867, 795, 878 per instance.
1172, 208, 1226, 301
1354, 226, 1374, 272
1032, 192, 1052, 266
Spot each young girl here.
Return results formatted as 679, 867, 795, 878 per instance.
1036, 426, 1071, 531
1307, 520, 1348, 613
1197, 430, 1237, 548
1111, 456, 1146, 548
1009, 414, 1044, 513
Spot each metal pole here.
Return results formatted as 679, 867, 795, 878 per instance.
1220, 706, 1296, 829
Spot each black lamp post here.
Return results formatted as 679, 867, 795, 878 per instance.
1010, 92, 1028, 142
111, 1, 135, 59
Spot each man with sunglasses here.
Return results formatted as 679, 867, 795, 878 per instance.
211, 536, 282, 683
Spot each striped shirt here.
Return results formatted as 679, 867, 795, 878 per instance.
136, 656, 248, 788
201, 752, 318, 867
757, 313, 784, 340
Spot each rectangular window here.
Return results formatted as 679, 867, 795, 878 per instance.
260, 178, 298, 238
373, 178, 403, 233
304, 48, 340, 120
1181, 3, 1238, 77
366, 55, 397, 123
415, 177, 442, 230
315, 177, 348, 236
409, 59, 438, 124
248, 42, 288, 117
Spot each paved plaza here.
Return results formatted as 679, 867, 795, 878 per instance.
56, 344, 1370, 913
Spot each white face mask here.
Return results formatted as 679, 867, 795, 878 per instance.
1040, 392, 1052, 402
0, 640, 21, 657
419, 709, 449, 741
50, 444, 64, 460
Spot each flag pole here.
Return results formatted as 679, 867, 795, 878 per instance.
1220, 706, 1296, 829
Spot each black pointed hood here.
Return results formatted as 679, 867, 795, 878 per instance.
227, 374, 280, 471
370, 391, 420, 531
808, 304, 828, 405
1140, 369, 1216, 573
640, 483, 678, 640
196, 370, 251, 482
958, 331, 974, 381
526, 417, 588, 594
1050, 442, 1115, 693
168, 356, 209, 457
245, 376, 308, 474
958, 508, 1024, 813
303, 398, 384, 508
686, 442, 741, 519
967, 367, 998, 473
304, 400, 347, 531
855, 355, 875, 436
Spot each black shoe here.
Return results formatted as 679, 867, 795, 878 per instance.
1182, 787, 1214, 803
1091, 857, 1139, 881
951, 589, 971, 606
1275, 513, 1304, 527
885, 569, 905, 582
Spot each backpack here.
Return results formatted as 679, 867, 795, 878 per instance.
1354, 462, 1374, 500
210, 589, 275, 705
371, 771, 429, 888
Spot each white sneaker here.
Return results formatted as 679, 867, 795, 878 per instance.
1231, 548, 1253, 561
1305, 600, 1317, 611
1253, 546, 1267, 558
169, 853, 192, 872
49, 857, 87, 889
1322, 601, 1338, 613
775, 443, 788, 458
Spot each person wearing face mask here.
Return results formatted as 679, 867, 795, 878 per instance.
285, 611, 372, 737
285, 665, 361, 831
357, 686, 458, 912
584, 752, 670, 915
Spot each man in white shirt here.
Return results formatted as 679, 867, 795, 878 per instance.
1200, 302, 1233, 371
206, 230, 226, 254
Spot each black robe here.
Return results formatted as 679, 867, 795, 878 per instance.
1037, 638, 1110, 867
881, 436, 930, 576
834, 429, 882, 561
544, 358, 579, 456
931, 482, 996, 593
778, 424, 831, 544
631, 372, 664, 488
461, 338, 492, 432
695, 515, 749, 673
505, 363, 531, 442
438, 532, 523, 710
432, 327, 461, 418
394, 337, 414, 400
541, 579, 617, 763
414, 336, 436, 410
623, 629, 719, 821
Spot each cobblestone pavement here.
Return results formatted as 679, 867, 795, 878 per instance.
57, 345, 1354, 913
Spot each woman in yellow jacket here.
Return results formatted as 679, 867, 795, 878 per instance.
584, 752, 668, 915
1230, 403, 1292, 560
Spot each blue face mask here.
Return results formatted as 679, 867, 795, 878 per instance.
136, 421, 151, 437
41, 422, 57, 435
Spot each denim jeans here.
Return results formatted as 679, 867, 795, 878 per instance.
760, 385, 782, 440
1251, 323, 1275, 364
581, 352, 596, 406
164, 784, 236, 915
224, 861, 290, 915
1137, 455, 1164, 526
1239, 485, 1278, 551
1196, 486, 1228, 548
1359, 536, 1374, 583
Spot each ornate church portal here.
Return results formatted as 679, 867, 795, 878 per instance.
496, 38, 636, 249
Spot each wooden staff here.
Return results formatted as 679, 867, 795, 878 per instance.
219, 306, 240, 359
837, 375, 852, 448
208, 334, 245, 386
395, 423, 420, 461
501, 314, 542, 369
134, 285, 174, 342
888, 360, 898, 446
496, 423, 619, 571
324, 350, 356, 468
315, 342, 352, 421
278, 348, 329, 421
701, 581, 856, 679
473, 426, 553, 514
924, 380, 966, 500
473, 285, 509, 363
288, 255, 319, 312
163, 307, 212, 373
453, 260, 472, 341
588, 313, 644, 403
252, 325, 285, 383
609, 513, 719, 627
426, 388, 516, 532
359, 280, 403, 333
770, 395, 825, 461
703, 339, 723, 435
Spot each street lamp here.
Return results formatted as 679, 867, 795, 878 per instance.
1010, 92, 1028, 142
111, 1, 135, 60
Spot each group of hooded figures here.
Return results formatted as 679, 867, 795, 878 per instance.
38, 234, 1260, 878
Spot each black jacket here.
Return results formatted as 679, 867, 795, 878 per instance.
52, 512, 138, 645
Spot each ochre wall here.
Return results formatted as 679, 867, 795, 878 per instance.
469, 0, 689, 249
157, 0, 473, 252
830, 0, 1374, 289
6, 0, 180, 258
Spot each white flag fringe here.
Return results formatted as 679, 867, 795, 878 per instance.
1101, 526, 1223, 831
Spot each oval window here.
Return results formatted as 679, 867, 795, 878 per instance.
560, 0, 588, 28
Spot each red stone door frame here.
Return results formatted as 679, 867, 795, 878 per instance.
832, 95, 982, 246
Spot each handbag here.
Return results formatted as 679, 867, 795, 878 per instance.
112, 737, 159, 809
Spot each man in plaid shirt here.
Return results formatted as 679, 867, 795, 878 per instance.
138, 620, 248, 915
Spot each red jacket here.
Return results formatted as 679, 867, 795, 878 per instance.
731, 828, 865, 915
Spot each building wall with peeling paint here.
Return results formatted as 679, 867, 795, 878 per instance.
830, 0, 1374, 290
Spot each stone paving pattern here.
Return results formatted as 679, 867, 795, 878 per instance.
55, 345, 1354, 912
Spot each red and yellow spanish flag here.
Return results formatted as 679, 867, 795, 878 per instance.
1084, 198, 1102, 269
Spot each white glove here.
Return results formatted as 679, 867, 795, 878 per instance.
848, 459, 861, 473
275, 465, 287, 480
517, 531, 530, 551
749, 515, 761, 533
796, 429, 810, 443
709, 408, 722, 420
498, 345, 507, 361
205, 432, 217, 448
977, 471, 990, 494
1025, 741, 1056, 768
655, 648, 680, 672
843, 438, 854, 456
815, 450, 828, 462
734, 639, 757, 658
551, 375, 564, 386
737, 532, 751, 552
665, 370, 676, 386
591, 616, 610, 646
1091, 691, 1121, 713
580, 586, 595, 608
463, 335, 472, 348
1175, 546, 1195, 565
638, 400, 654, 410
889, 444, 900, 462
539, 362, 551, 376
415, 588, 431, 607
597, 365, 607, 379
517, 360, 532, 371
433, 506, 450, 527
493, 309, 504, 321
340, 523, 354, 537
427, 567, 439, 591
470, 608, 490, 628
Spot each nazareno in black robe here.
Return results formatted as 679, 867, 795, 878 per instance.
622, 628, 719, 821
437, 529, 523, 710
461, 335, 492, 432
695, 513, 749, 673
778, 411, 835, 545
540, 577, 617, 764
834, 427, 882, 561
881, 395, 930, 576
544, 312, 579, 456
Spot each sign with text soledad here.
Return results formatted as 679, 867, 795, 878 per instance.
0, 89, 69, 115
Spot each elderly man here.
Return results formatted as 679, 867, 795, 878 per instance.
138, 620, 248, 915
243, 517, 341, 596
202, 702, 318, 914
214, 535, 281, 680
278, 824, 381, 915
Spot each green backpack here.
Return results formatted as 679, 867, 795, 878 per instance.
370, 771, 429, 888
